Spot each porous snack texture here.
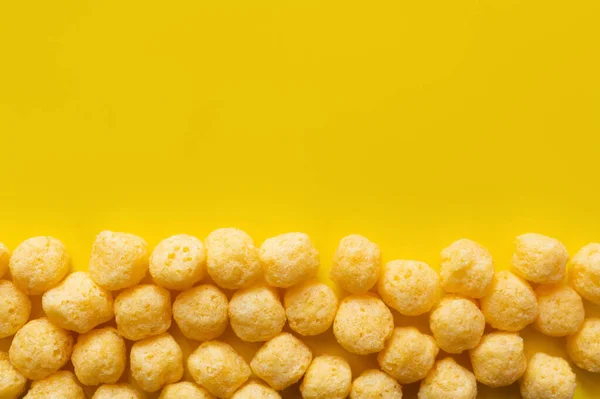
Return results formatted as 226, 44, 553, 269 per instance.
0, 242, 9, 279
159, 382, 215, 399
284, 280, 338, 336
92, 384, 143, 399
0, 351, 27, 399
520, 353, 576, 399
429, 295, 485, 353
173, 284, 228, 341
567, 318, 600, 372
469, 332, 527, 387
512, 233, 568, 284
114, 284, 172, 340
300, 355, 352, 399
260, 232, 319, 288
130, 333, 184, 393
232, 381, 282, 399
350, 369, 403, 399
330, 234, 381, 294
418, 358, 477, 399
228, 285, 286, 342
569, 243, 600, 305
440, 238, 494, 298
0, 279, 31, 338
150, 234, 207, 290
71, 327, 126, 386
23, 371, 85, 399
534, 284, 584, 337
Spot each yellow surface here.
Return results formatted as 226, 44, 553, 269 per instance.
1, 1, 599, 398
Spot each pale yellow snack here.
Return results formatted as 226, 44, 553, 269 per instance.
260, 232, 319, 288
469, 332, 527, 387
93, 384, 143, 399
440, 238, 494, 298
330, 235, 381, 294
173, 284, 228, 341
377, 326, 439, 384
72, 327, 126, 386
429, 295, 485, 353
350, 369, 403, 399
567, 318, 600, 372
24, 371, 85, 399
42, 271, 114, 333
0, 279, 31, 338
89, 230, 149, 290
114, 284, 172, 340
378, 260, 440, 316
300, 355, 352, 399
9, 317, 73, 380
418, 358, 477, 399
0, 351, 27, 399
205, 228, 262, 290
480, 270, 538, 331
130, 333, 184, 393
9, 236, 70, 294
232, 381, 282, 399
188, 340, 251, 398
0, 242, 9, 279
250, 332, 312, 391
569, 243, 600, 305
535, 284, 584, 337
520, 353, 576, 399
150, 234, 207, 290
512, 233, 568, 284
159, 382, 215, 399
284, 280, 338, 336
228, 285, 286, 342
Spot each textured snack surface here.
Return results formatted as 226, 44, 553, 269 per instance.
440, 238, 494, 298
284, 280, 338, 336
300, 355, 352, 399
72, 327, 126, 386
173, 284, 228, 341
228, 285, 286, 342
567, 318, 600, 372
0, 279, 31, 338
260, 232, 319, 288
150, 234, 207, 290
130, 333, 184, 393
350, 369, 403, 399
512, 233, 568, 284
23, 371, 85, 399
330, 235, 381, 294
231, 381, 282, 399
520, 353, 576, 399
469, 332, 527, 387
534, 284, 584, 337
114, 284, 172, 340
159, 381, 215, 399
0, 351, 27, 399
429, 295, 485, 353
569, 243, 600, 305
418, 358, 477, 399
92, 384, 143, 399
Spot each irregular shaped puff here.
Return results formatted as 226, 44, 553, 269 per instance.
42, 271, 114, 333
512, 233, 568, 284
205, 228, 262, 290
330, 235, 381, 294
130, 333, 184, 393
300, 355, 352, 399
284, 280, 338, 336
72, 327, 126, 386
535, 284, 584, 337
569, 243, 600, 305
480, 271, 538, 331
260, 232, 319, 288
92, 384, 143, 399
0, 242, 9, 279
418, 358, 477, 399
469, 332, 527, 387
0, 351, 27, 399
520, 353, 576, 399
378, 260, 440, 316
114, 284, 172, 341
228, 285, 286, 342
377, 326, 439, 385
9, 236, 70, 295
231, 381, 282, 399
429, 295, 485, 353
333, 294, 394, 355
23, 371, 85, 399
159, 382, 215, 399
0, 280, 31, 338
150, 234, 207, 290
89, 231, 149, 291
350, 369, 403, 399
440, 238, 494, 298
173, 284, 228, 341
9, 318, 73, 380
188, 340, 251, 398
567, 318, 600, 372
250, 332, 312, 391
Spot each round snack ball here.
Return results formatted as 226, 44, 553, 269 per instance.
93, 384, 143, 399
205, 228, 262, 290
512, 233, 568, 284
440, 238, 494, 298
42, 271, 113, 333
567, 318, 600, 372
418, 358, 477, 399
0, 242, 9, 279
480, 270, 538, 331
569, 243, 600, 305
160, 382, 215, 399
130, 333, 184, 393
378, 260, 440, 316
0, 280, 31, 338
150, 234, 206, 290
250, 332, 313, 391
228, 285, 286, 342
114, 284, 172, 340
350, 369, 403, 399
89, 230, 149, 291
0, 351, 26, 399
24, 371, 85, 399
330, 235, 381, 294
535, 284, 584, 337
260, 232, 319, 288
72, 327, 126, 386
429, 295, 485, 353
284, 280, 338, 336
188, 340, 251, 398
377, 326, 439, 384
9, 317, 73, 380
173, 284, 228, 341
520, 353, 576, 399
300, 355, 352, 399
9, 236, 70, 295
232, 381, 281, 399
333, 294, 394, 355
469, 332, 526, 387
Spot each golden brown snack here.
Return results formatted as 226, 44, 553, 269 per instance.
567, 318, 600, 372
0, 351, 27, 399
231, 381, 281, 399
92, 384, 143, 399
520, 353, 576, 399
512, 233, 568, 284
173, 284, 228, 341
418, 358, 477, 399
469, 332, 527, 387
114, 284, 172, 340
159, 381, 215, 399
569, 243, 600, 305
260, 232, 319, 288
228, 285, 286, 342
284, 280, 338, 336
350, 369, 403, 399
300, 355, 352, 399
24, 371, 85, 399
440, 238, 494, 298
150, 234, 207, 290
130, 333, 184, 393
330, 235, 381, 294
0, 279, 31, 338
429, 295, 485, 353
72, 327, 126, 386
535, 284, 584, 337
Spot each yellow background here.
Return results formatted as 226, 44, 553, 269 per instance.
1, 0, 600, 398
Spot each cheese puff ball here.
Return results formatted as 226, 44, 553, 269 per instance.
377, 326, 439, 384
42, 271, 113, 333
378, 260, 440, 316
534, 284, 584, 337
89, 230, 149, 291
228, 285, 286, 342
173, 284, 228, 341
160, 382, 215, 399
333, 294, 394, 355
9, 236, 70, 295
567, 318, 600, 372
300, 355, 352, 399
512, 233, 568, 284
350, 369, 403, 399
429, 295, 485, 353
284, 280, 338, 336
150, 234, 206, 290
260, 232, 320, 288
440, 238, 494, 298
130, 333, 184, 392
72, 327, 126, 386
232, 381, 282, 399
480, 270, 538, 331
9, 318, 73, 380
0, 351, 26, 399
330, 235, 381, 294
569, 243, 600, 305
520, 353, 576, 399
250, 332, 313, 391
469, 332, 526, 387
24, 371, 85, 399
93, 384, 143, 399
114, 284, 172, 340
0, 280, 31, 338
418, 358, 477, 399
188, 340, 251, 398
0, 242, 9, 279
205, 228, 262, 290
